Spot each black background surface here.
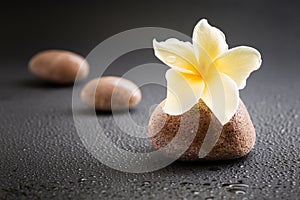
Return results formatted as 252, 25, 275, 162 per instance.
0, 0, 299, 199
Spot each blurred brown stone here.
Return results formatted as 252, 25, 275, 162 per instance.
81, 76, 141, 111
29, 50, 89, 84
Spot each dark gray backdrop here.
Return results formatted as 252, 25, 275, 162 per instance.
0, 0, 299, 199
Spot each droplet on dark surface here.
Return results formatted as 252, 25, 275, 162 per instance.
228, 183, 249, 188
180, 181, 193, 186
78, 178, 87, 183
223, 183, 249, 195
227, 188, 246, 194
221, 183, 231, 187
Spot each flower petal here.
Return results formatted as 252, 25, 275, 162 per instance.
153, 38, 199, 74
164, 69, 204, 115
192, 19, 228, 61
201, 72, 239, 125
213, 46, 262, 89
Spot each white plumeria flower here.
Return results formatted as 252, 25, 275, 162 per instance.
153, 19, 262, 125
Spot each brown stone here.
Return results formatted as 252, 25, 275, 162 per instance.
81, 76, 142, 111
29, 50, 89, 84
148, 99, 256, 161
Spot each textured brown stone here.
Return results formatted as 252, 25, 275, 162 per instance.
148, 99, 256, 161
81, 76, 142, 111
29, 50, 89, 84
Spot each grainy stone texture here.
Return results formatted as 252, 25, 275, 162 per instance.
29, 50, 89, 84
81, 76, 141, 111
149, 99, 256, 161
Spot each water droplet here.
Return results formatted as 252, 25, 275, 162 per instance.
225, 183, 249, 195
170, 182, 176, 188
293, 114, 298, 119
205, 197, 214, 200
227, 188, 246, 194
180, 181, 193, 186
229, 183, 249, 188
222, 183, 231, 187
166, 55, 177, 63
154, 181, 161, 185
142, 181, 150, 186
78, 178, 87, 183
